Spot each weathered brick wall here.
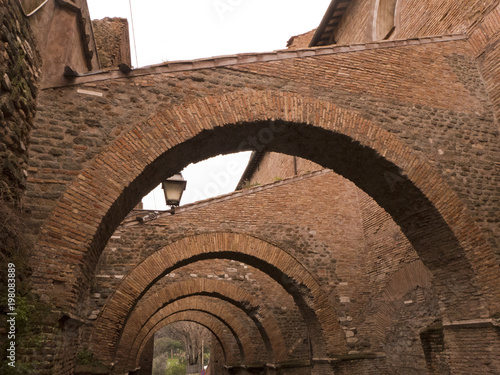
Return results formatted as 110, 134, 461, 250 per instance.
287, 29, 317, 49
92, 18, 131, 70
357, 261, 441, 373
0, 0, 500, 373
105, 265, 304, 372
333, 0, 498, 44
21, 5, 500, 373
353, 189, 442, 372
467, 3, 500, 121
88, 172, 364, 362
105, 261, 304, 365
249, 153, 499, 373
246, 152, 322, 186
355, 188, 418, 294
130, 295, 268, 366
28, 97, 500, 375
92, 177, 358, 310
444, 323, 500, 374
333, 357, 388, 374
335, 0, 375, 44
208, 335, 226, 375
395, 0, 496, 39
137, 336, 154, 375
27, 38, 499, 260
149, 311, 243, 365
83, 170, 452, 374
247, 153, 446, 372
319, 0, 500, 125
227, 41, 499, 256
252, 157, 497, 374
0, 0, 41, 202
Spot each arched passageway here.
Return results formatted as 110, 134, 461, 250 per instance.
93, 229, 344, 368
30, 91, 499, 374
128, 296, 263, 369
94, 232, 342, 367
108, 278, 287, 372
34, 91, 499, 320
141, 311, 236, 363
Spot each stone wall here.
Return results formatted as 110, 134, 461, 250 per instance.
0, 1, 41, 369
0, 0, 41, 202
92, 18, 131, 69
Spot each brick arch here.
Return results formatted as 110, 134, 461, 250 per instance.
134, 310, 240, 367
110, 282, 280, 373
127, 296, 263, 371
126, 296, 265, 367
93, 232, 341, 364
132, 309, 245, 370
34, 91, 499, 324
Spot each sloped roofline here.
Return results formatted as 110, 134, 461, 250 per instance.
309, 0, 354, 47
42, 33, 466, 89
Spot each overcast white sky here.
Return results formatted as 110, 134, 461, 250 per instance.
86, 0, 331, 209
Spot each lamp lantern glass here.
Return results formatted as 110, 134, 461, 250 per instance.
161, 173, 187, 207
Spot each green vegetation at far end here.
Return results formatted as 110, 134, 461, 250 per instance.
165, 361, 186, 375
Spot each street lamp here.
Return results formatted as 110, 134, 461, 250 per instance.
161, 173, 187, 214
136, 173, 186, 223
